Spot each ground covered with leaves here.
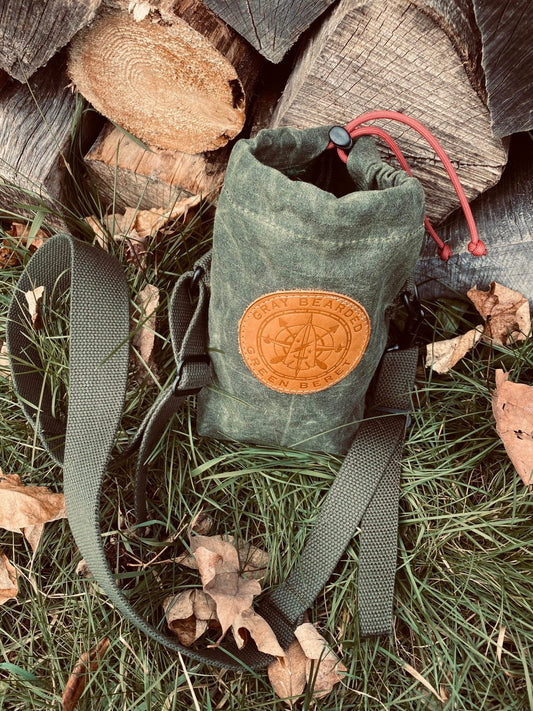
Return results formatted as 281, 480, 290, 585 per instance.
0, 153, 532, 710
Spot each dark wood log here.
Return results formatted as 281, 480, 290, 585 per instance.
0, 54, 100, 226
69, 0, 261, 154
0, 0, 101, 82
271, 0, 508, 223
472, 0, 533, 137
201, 0, 337, 63
415, 133, 533, 306
84, 123, 228, 210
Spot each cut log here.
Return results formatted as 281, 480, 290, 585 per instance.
0, 54, 100, 226
69, 1, 261, 154
84, 122, 228, 211
473, 0, 533, 137
0, 0, 102, 82
415, 133, 533, 306
271, 0, 508, 224
201, 0, 337, 63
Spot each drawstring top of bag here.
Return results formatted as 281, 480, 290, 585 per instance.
327, 110, 486, 261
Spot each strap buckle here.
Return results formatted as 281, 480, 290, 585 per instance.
172, 354, 211, 397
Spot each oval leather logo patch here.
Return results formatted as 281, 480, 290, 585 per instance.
239, 290, 371, 394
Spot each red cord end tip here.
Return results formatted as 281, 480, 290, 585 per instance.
437, 243, 452, 261
468, 239, 487, 257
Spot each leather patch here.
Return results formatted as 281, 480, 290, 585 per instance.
239, 290, 371, 394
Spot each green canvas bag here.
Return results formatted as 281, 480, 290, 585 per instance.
6, 112, 483, 670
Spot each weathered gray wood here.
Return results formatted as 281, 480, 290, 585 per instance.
472, 0, 533, 137
0, 0, 101, 82
85, 123, 228, 211
0, 54, 99, 224
415, 133, 533, 306
271, 0, 508, 223
201, 0, 337, 63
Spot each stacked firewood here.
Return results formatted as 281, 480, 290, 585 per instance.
0, 0, 531, 299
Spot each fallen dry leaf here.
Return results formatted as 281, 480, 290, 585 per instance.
426, 326, 483, 374
0, 342, 10, 380
176, 535, 268, 580
294, 623, 347, 698
267, 638, 308, 707
163, 589, 218, 646
62, 638, 110, 711
132, 283, 159, 374
189, 534, 281, 653
468, 282, 531, 345
0, 221, 48, 267
0, 550, 18, 605
191, 535, 262, 638
24, 286, 44, 330
232, 608, 285, 657
492, 370, 533, 485
87, 195, 202, 257
0, 471, 67, 551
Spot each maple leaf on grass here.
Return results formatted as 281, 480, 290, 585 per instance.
0, 471, 66, 551
492, 370, 533, 486
468, 282, 531, 345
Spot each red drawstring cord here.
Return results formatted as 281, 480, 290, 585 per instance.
327, 110, 486, 261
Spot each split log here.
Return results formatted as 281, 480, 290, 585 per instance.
0, 54, 100, 226
84, 122, 228, 211
0, 0, 102, 82
69, 1, 261, 154
415, 133, 533, 306
473, 0, 533, 137
271, 0, 508, 224
201, 0, 337, 63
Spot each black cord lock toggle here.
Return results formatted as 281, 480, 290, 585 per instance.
329, 126, 353, 151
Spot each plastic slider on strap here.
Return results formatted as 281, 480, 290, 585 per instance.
172, 354, 211, 397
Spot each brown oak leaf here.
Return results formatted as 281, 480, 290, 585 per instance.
294, 623, 347, 699
132, 283, 160, 375
0, 550, 18, 605
425, 326, 483, 373
0, 471, 66, 551
232, 608, 285, 657
492, 370, 533, 485
163, 589, 218, 646
62, 638, 110, 711
267, 638, 308, 707
467, 282, 531, 345
191, 535, 262, 638
177, 534, 268, 580
24, 286, 44, 330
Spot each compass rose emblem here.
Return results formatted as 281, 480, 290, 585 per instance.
239, 290, 371, 394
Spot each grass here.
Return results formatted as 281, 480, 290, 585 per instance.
0, 104, 532, 710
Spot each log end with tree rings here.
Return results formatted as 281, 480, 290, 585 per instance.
68, 9, 248, 154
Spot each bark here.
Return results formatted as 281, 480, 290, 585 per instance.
84, 122, 228, 210
201, 0, 337, 63
472, 0, 533, 137
271, 0, 508, 223
415, 133, 533, 306
0, 0, 101, 82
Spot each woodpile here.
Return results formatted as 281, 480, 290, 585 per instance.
0, 0, 531, 301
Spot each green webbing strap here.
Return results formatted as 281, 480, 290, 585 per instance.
7, 234, 417, 669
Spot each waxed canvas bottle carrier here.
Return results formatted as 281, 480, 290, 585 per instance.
6, 113, 483, 670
